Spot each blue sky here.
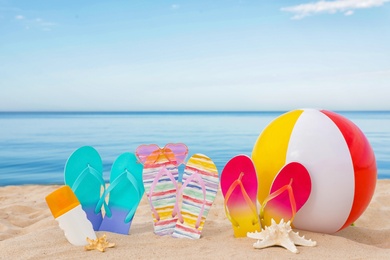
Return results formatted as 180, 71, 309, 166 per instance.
1, 0, 389, 111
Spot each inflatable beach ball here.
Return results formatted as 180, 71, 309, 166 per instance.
252, 109, 377, 234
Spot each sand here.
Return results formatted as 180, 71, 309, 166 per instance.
1, 180, 390, 259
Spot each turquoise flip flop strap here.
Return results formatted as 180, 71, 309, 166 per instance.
72, 164, 105, 192
96, 169, 141, 223
71, 164, 109, 214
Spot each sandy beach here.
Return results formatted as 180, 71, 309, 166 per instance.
1, 180, 390, 259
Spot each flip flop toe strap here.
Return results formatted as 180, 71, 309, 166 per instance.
223, 172, 258, 227
71, 164, 109, 213
96, 169, 141, 223
147, 167, 179, 221
72, 164, 105, 192
260, 179, 297, 222
174, 171, 207, 229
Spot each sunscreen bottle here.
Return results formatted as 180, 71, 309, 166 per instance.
46, 185, 97, 246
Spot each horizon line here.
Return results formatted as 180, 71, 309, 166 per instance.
1, 109, 390, 113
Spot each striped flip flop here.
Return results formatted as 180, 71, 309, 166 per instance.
171, 154, 219, 239
136, 144, 188, 236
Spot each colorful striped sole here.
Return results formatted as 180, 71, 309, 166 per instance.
172, 154, 219, 239
143, 158, 179, 236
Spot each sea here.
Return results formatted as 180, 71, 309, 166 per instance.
1, 111, 389, 186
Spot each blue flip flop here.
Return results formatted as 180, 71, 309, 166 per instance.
64, 146, 106, 231
97, 152, 144, 235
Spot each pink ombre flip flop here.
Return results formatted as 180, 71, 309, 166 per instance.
221, 155, 261, 237
260, 162, 311, 227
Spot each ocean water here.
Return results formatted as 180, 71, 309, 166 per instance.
0, 111, 389, 186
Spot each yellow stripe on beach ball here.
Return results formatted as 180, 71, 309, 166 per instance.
251, 109, 303, 204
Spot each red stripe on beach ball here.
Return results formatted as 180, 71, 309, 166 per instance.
321, 110, 377, 230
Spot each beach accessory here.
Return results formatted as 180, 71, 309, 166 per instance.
247, 219, 316, 254
97, 152, 144, 235
221, 155, 261, 237
252, 108, 377, 233
45, 185, 96, 246
136, 143, 188, 236
260, 162, 311, 228
136, 143, 188, 168
64, 146, 106, 230
172, 154, 219, 239
85, 234, 115, 252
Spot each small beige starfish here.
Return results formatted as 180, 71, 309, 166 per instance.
84, 234, 115, 252
247, 219, 316, 254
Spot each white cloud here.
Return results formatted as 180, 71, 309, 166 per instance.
281, 0, 390, 19
171, 4, 180, 10
14, 15, 56, 31
344, 10, 354, 15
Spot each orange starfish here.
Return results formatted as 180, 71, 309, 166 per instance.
84, 234, 115, 252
